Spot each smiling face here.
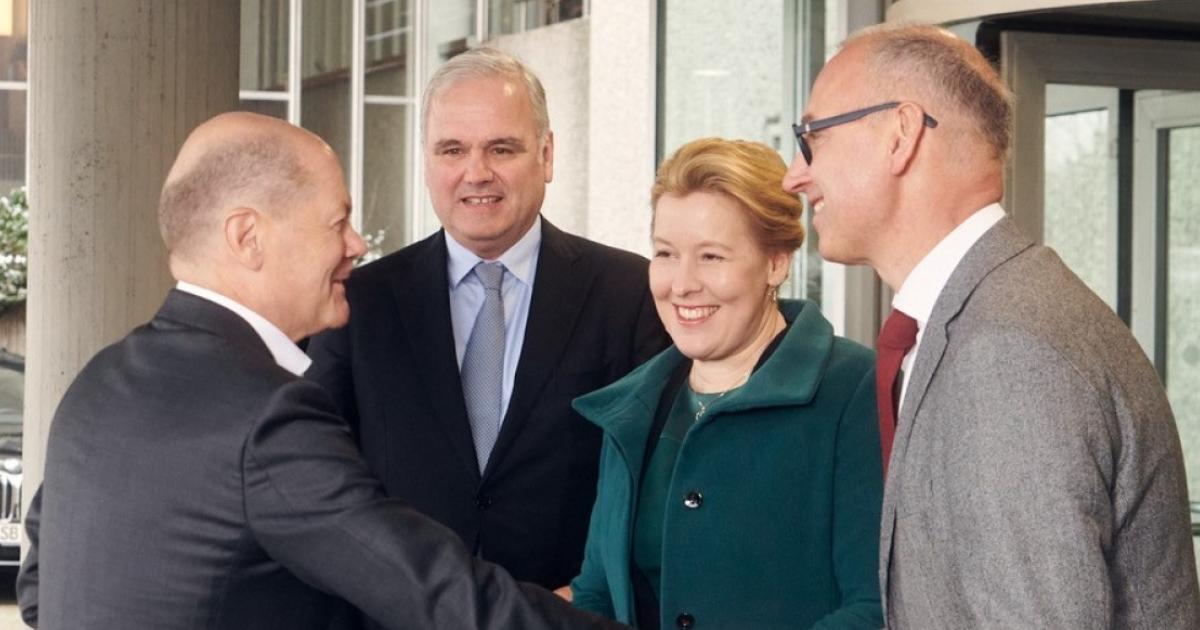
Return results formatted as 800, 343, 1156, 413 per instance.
650, 191, 790, 365
262, 146, 366, 340
423, 76, 553, 260
782, 42, 894, 266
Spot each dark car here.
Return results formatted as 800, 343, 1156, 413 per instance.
0, 349, 22, 566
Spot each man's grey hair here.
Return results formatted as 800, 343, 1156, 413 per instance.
847, 23, 1014, 160
420, 47, 550, 143
158, 133, 310, 257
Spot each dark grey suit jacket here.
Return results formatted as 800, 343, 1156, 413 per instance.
16, 290, 624, 630
881, 217, 1200, 628
306, 220, 668, 594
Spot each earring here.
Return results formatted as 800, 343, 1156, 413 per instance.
767, 285, 779, 304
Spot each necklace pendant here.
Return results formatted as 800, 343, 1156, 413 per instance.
693, 390, 724, 423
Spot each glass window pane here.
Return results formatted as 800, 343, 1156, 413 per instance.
1166, 125, 1200, 524
414, 3, 477, 244
489, 0, 585, 37
796, 215, 821, 306
425, 1, 475, 80
303, 0, 352, 81
659, 0, 786, 157
362, 104, 411, 258
365, 0, 414, 97
658, 0, 821, 305
238, 99, 288, 120
1043, 84, 1119, 309
301, 0, 353, 184
240, 0, 289, 91
0, 0, 27, 82
0, 90, 24, 193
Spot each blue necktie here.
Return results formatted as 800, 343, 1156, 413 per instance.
461, 262, 505, 472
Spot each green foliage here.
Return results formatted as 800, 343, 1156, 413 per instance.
0, 187, 26, 309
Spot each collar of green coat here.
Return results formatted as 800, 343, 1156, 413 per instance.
572, 299, 834, 460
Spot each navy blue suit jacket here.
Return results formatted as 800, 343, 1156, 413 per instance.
307, 220, 668, 592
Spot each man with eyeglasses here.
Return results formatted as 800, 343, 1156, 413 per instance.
784, 23, 1199, 629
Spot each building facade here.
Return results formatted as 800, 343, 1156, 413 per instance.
12, 0, 1200, 576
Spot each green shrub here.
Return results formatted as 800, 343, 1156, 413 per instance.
0, 187, 26, 310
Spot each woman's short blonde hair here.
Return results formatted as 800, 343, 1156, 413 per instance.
651, 138, 805, 253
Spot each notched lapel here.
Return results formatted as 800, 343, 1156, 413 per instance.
894, 218, 1033, 455
880, 217, 1034, 592
483, 222, 595, 478
391, 233, 482, 481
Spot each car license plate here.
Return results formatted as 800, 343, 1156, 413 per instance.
0, 523, 20, 545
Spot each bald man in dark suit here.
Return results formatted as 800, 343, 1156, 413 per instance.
17, 111, 623, 630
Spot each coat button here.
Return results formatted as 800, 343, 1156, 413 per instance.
675, 612, 695, 628
683, 491, 703, 509
475, 496, 492, 509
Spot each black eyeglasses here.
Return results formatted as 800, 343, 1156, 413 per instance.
792, 101, 939, 165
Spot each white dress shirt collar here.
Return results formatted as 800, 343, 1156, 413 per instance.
445, 216, 542, 289
175, 281, 313, 377
892, 203, 1006, 325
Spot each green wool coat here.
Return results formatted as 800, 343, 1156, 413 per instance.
570, 299, 884, 629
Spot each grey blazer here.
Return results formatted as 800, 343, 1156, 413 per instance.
881, 218, 1200, 629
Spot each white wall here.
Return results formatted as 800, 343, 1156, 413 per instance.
489, 1, 659, 258
491, 19, 591, 238
586, 0, 658, 256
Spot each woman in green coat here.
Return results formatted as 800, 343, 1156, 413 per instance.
568, 138, 883, 629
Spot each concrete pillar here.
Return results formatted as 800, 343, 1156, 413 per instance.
24, 1, 239, 529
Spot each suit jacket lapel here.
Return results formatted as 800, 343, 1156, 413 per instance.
391, 232, 481, 482
483, 220, 595, 478
879, 217, 1034, 601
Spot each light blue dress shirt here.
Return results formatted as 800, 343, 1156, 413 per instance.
445, 217, 541, 421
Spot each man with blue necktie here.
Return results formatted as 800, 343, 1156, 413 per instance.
306, 48, 669, 628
